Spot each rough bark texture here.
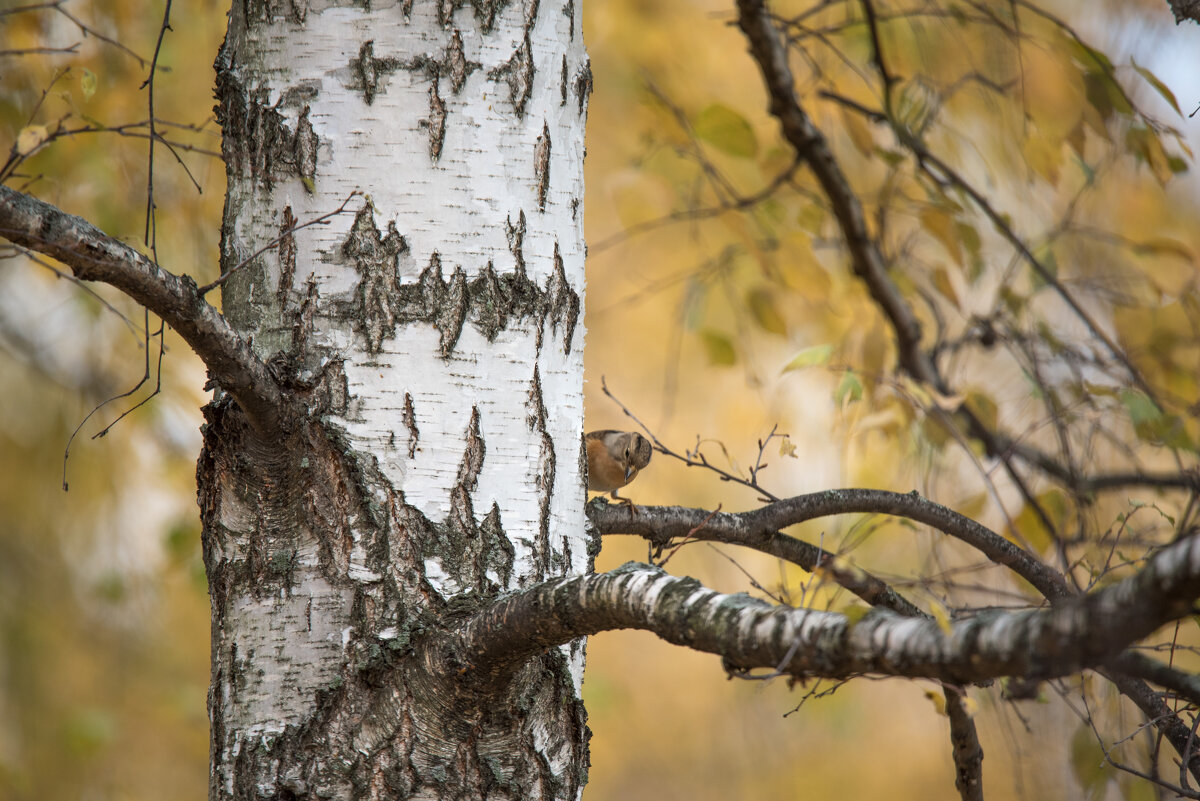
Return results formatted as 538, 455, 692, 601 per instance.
1165, 0, 1200, 23
204, 0, 591, 797
453, 534, 1200, 685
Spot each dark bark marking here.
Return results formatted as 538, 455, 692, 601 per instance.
534, 122, 551, 211
402, 392, 419, 458
563, 0, 575, 40
294, 106, 318, 189
340, 224, 578, 357
342, 203, 409, 354
572, 59, 592, 116
289, 0, 307, 24
213, 76, 291, 189
277, 206, 297, 304
290, 278, 319, 357
470, 0, 513, 32
581, 435, 601, 567
479, 503, 515, 588
505, 210, 526, 272
424, 79, 447, 161
542, 243, 579, 355
490, 30, 535, 117
353, 40, 403, 106
446, 30, 475, 94
457, 406, 485, 491
391, 407, 514, 594
401, 0, 414, 19
440, 260, 471, 357
407, 30, 480, 161
468, 260, 541, 341
527, 367, 554, 580
559, 56, 568, 106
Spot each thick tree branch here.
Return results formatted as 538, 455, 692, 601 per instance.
0, 184, 285, 434
455, 533, 1200, 685
1164, 0, 1200, 24
591, 494, 1200, 704
591, 492, 1200, 780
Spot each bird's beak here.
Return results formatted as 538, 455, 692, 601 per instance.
624, 465, 634, 481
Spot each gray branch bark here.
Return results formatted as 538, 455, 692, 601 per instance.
454, 533, 1200, 683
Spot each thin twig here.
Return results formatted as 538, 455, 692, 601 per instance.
198, 192, 361, 295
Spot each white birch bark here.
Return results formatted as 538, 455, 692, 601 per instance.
205, 0, 592, 796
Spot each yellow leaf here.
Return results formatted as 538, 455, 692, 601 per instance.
1023, 131, 1064, 186
919, 207, 963, 265
931, 266, 960, 309
81, 68, 97, 101
841, 104, 875, 157
16, 125, 49, 156
698, 329, 736, 366
842, 602, 870, 626
929, 599, 954, 635
924, 689, 948, 716
747, 287, 787, 336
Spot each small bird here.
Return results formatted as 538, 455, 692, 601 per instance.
586, 429, 652, 503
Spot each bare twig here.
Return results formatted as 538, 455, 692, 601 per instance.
199, 193, 361, 295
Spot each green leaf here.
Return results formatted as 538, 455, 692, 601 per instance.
955, 221, 983, 278
1131, 58, 1182, 117
1067, 38, 1114, 73
1118, 390, 1193, 449
81, 68, 97, 101
1125, 125, 1174, 185
835, 370, 863, 406
781, 344, 832, 373
62, 708, 116, 758
876, 147, 906, 167
747, 287, 787, 335
964, 391, 997, 432
1120, 389, 1159, 428
1069, 723, 1110, 801
699, 329, 737, 366
1130, 237, 1193, 263
693, 103, 757, 158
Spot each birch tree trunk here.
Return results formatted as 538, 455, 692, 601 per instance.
205, 0, 591, 797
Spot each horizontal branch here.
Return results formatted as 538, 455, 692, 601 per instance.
590, 489, 1070, 600
590, 492, 1200, 775
454, 533, 1200, 685
592, 496, 927, 616
592, 493, 1200, 708
0, 184, 285, 434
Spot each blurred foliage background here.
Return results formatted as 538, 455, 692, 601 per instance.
2, 0, 1199, 799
